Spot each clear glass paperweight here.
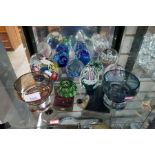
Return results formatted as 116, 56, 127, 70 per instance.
99, 49, 118, 67
37, 41, 52, 58
80, 65, 99, 95
66, 59, 84, 78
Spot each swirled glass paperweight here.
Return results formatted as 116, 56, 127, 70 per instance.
53, 43, 69, 67
53, 52, 69, 68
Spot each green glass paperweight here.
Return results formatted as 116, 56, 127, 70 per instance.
57, 80, 77, 98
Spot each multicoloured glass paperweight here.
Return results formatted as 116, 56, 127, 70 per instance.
30, 54, 44, 72
40, 59, 59, 81
102, 69, 140, 110
80, 65, 99, 95
53, 80, 77, 111
66, 59, 84, 78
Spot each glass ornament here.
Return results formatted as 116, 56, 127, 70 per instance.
80, 65, 99, 95
66, 59, 84, 78
37, 41, 51, 58
46, 32, 62, 49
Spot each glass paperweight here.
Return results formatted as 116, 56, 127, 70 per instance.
53, 52, 69, 68
53, 80, 77, 110
37, 41, 52, 58
75, 41, 87, 52
61, 36, 76, 48
46, 32, 62, 49
66, 59, 84, 78
91, 34, 110, 53
57, 80, 77, 98
76, 49, 90, 65
80, 65, 99, 95
75, 30, 88, 42
99, 48, 118, 67
102, 69, 140, 110
88, 59, 104, 75
40, 59, 59, 81
30, 54, 44, 72
74, 41, 92, 65
56, 43, 69, 54
14, 72, 53, 112
60, 36, 76, 60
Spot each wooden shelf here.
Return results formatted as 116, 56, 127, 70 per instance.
0, 26, 22, 51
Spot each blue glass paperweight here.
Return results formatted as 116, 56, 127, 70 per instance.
48, 38, 59, 49
56, 43, 69, 54
53, 52, 69, 68
75, 41, 87, 52
47, 32, 62, 49
66, 59, 84, 78
77, 49, 90, 65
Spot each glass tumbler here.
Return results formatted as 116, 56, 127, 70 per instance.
14, 72, 53, 112
102, 69, 140, 110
